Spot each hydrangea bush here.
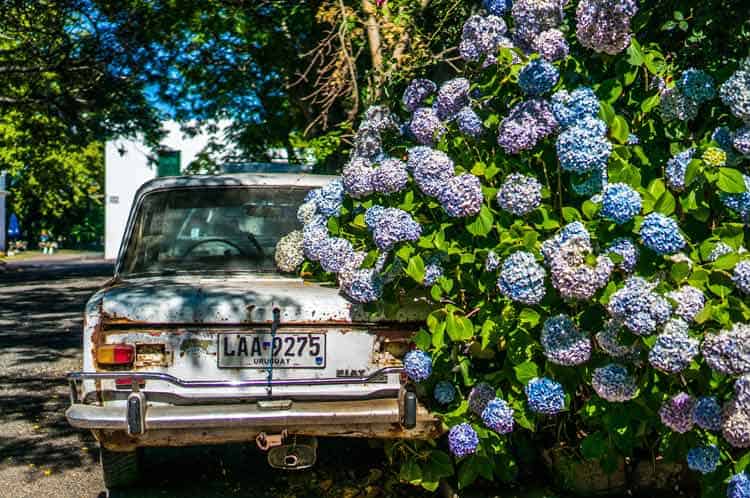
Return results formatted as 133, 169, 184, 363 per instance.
279, 1, 750, 495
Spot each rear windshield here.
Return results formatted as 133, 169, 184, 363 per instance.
120, 186, 308, 275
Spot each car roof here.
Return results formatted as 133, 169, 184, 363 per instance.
134, 172, 338, 199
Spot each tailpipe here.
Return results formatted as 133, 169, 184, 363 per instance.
267, 436, 318, 470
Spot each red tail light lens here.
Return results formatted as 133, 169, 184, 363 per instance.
97, 344, 135, 366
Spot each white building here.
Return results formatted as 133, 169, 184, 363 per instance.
105, 121, 234, 260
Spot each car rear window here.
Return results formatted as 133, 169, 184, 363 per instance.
120, 186, 308, 275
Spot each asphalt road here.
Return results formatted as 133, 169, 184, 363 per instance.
0, 261, 433, 498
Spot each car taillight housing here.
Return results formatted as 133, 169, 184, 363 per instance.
97, 344, 135, 366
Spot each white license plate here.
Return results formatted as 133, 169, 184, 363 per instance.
218, 332, 326, 369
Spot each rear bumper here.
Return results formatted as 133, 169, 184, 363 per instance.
67, 398, 441, 450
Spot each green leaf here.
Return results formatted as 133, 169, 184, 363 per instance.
653, 190, 676, 216
599, 101, 616, 126
581, 432, 608, 460
446, 312, 474, 342
717, 168, 748, 193
513, 361, 539, 384
519, 308, 540, 327
405, 255, 425, 283
399, 459, 422, 485
562, 206, 582, 222
610, 115, 630, 144
458, 459, 480, 489
684, 159, 702, 187
466, 205, 494, 237
626, 38, 644, 66
582, 200, 600, 220
640, 94, 660, 113
413, 329, 432, 350
671, 261, 691, 282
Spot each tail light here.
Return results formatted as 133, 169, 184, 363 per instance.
97, 344, 135, 366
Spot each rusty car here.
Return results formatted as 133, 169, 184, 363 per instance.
65, 172, 439, 491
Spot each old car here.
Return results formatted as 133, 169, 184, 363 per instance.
66, 172, 439, 491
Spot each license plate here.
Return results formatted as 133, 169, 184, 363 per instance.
218, 332, 326, 369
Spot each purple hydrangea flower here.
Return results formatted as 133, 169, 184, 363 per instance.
497, 99, 559, 154
551, 87, 600, 128
686, 446, 719, 474
665, 148, 696, 192
372, 158, 409, 194
315, 179, 345, 217
456, 106, 484, 137
339, 268, 383, 303
720, 62, 750, 123
541, 314, 592, 366
353, 125, 383, 160
518, 59, 559, 96
728, 472, 750, 498
648, 319, 699, 374
342, 157, 375, 199
459, 14, 508, 62
534, 28, 569, 61
408, 146, 455, 197
423, 261, 443, 286
600, 183, 641, 224
448, 423, 479, 458
606, 276, 672, 335
556, 121, 613, 173
659, 392, 696, 433
678, 68, 716, 104
733, 126, 750, 156
302, 224, 330, 261
482, 398, 515, 434
438, 173, 484, 218
403, 349, 432, 382
364, 205, 386, 230
639, 213, 686, 255
595, 319, 641, 360
363, 105, 398, 132
511, 0, 566, 52
667, 285, 705, 322
485, 250, 501, 271
606, 237, 639, 273
318, 237, 355, 274
692, 396, 722, 432
576, 0, 638, 55
549, 237, 613, 300
370, 208, 422, 251
541, 221, 590, 264
434, 381, 456, 405
496, 173, 542, 215
525, 377, 565, 415
497, 251, 547, 305
435, 78, 471, 120
701, 323, 750, 375
409, 107, 446, 146
722, 398, 750, 448
734, 260, 750, 294
592, 363, 638, 402
469, 382, 496, 415
403, 78, 437, 112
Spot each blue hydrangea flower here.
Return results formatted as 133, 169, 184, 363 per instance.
339, 268, 383, 303
720, 62, 750, 122
665, 148, 695, 192
455, 106, 484, 137
667, 285, 705, 322
556, 122, 612, 173
408, 146, 455, 197
364, 205, 385, 230
302, 224, 330, 261
434, 381, 456, 405
595, 319, 641, 360
551, 87, 600, 127
692, 396, 722, 432
496, 173, 542, 215
372, 158, 409, 195
713, 126, 735, 151
438, 174, 484, 218
734, 260, 750, 294
659, 86, 699, 122
316, 179, 345, 216
482, 398, 515, 434
708, 241, 734, 262
483, 0, 512, 15
485, 250, 501, 272
403, 78, 437, 112
403, 349, 432, 382
606, 276, 671, 335
648, 319, 699, 374
721, 174, 750, 219
497, 99, 559, 154
626, 133, 640, 145
435, 78, 470, 120
570, 167, 608, 196
541, 221, 590, 264
678, 68, 716, 104
639, 213, 686, 255
317, 237, 355, 274
686, 446, 719, 474
469, 382, 496, 415
534, 28, 569, 61
409, 107, 446, 146
600, 183, 642, 224
701, 323, 750, 375
370, 208, 422, 251
448, 423, 479, 458
525, 377, 566, 415
541, 314, 592, 366
592, 363, 638, 402
342, 157, 375, 199
728, 472, 750, 498
353, 125, 383, 160
659, 392, 696, 433
606, 237, 639, 273
518, 59, 559, 96
423, 261, 443, 286
459, 14, 508, 62
733, 126, 750, 156
575, 0, 637, 55
362, 105, 398, 132
296, 201, 318, 225
497, 251, 547, 305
